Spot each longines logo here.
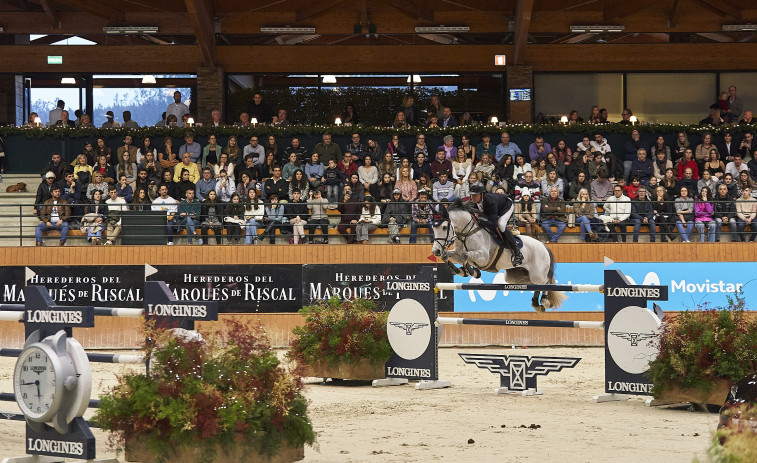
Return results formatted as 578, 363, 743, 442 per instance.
605, 287, 661, 298
389, 322, 429, 335
459, 353, 580, 391
610, 331, 657, 347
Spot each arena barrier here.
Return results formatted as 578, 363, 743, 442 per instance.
0, 281, 218, 462
378, 266, 669, 398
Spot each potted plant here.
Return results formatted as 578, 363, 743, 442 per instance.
647, 293, 757, 406
290, 297, 392, 381
93, 319, 316, 463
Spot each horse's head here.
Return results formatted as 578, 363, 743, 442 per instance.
431, 208, 453, 257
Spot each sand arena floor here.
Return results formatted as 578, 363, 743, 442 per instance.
0, 347, 717, 462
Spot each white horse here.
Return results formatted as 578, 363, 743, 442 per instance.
431, 200, 567, 312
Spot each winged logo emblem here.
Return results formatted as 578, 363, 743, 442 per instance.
609, 331, 657, 347
459, 353, 581, 391
390, 322, 429, 335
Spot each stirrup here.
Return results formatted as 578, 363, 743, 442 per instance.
511, 250, 523, 267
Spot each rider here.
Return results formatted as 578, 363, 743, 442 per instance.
468, 182, 523, 266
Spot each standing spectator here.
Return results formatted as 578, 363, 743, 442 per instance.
727, 85, 744, 121
306, 189, 330, 244
101, 110, 120, 128
540, 187, 567, 243
630, 187, 655, 242
735, 187, 757, 241
200, 189, 224, 245
35, 184, 69, 246
49, 100, 65, 126
410, 190, 434, 244
356, 196, 381, 244
247, 91, 272, 124
337, 186, 361, 244
166, 91, 189, 127
440, 106, 457, 128
178, 189, 202, 244
401, 94, 418, 126
713, 183, 738, 242
601, 184, 631, 242
674, 186, 695, 242
121, 111, 138, 128
151, 184, 179, 245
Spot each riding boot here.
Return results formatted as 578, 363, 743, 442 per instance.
498, 228, 524, 267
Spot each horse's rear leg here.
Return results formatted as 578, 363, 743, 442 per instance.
531, 291, 545, 312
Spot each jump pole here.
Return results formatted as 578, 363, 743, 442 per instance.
435, 283, 604, 293
436, 317, 604, 330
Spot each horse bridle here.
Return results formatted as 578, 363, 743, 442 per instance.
437, 215, 483, 253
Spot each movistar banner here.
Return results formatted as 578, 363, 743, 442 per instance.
448, 262, 756, 312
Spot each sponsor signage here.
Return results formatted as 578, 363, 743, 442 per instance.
25, 418, 95, 459
450, 262, 755, 312
302, 264, 454, 311
22, 286, 94, 338
383, 267, 439, 381
459, 353, 581, 391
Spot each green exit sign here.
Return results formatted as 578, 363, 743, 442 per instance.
47, 56, 63, 64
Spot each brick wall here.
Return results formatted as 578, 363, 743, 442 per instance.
196, 66, 224, 125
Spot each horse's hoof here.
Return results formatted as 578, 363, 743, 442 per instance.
536, 305, 546, 313
471, 268, 481, 278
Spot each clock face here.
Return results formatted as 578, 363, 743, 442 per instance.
13, 345, 60, 422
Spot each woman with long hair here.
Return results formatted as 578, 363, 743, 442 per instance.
131, 187, 151, 211
588, 105, 601, 124
394, 166, 417, 202
737, 171, 757, 198
653, 148, 672, 181
695, 133, 717, 174
355, 196, 381, 244
289, 168, 310, 199
378, 151, 397, 184
650, 135, 671, 161
264, 135, 278, 160
401, 94, 417, 126
224, 135, 240, 164
695, 186, 716, 242
652, 185, 676, 242
675, 186, 695, 242
458, 135, 475, 163
568, 171, 591, 200
413, 134, 428, 161
358, 154, 379, 198
703, 149, 725, 180
95, 137, 113, 164
214, 152, 234, 179
573, 188, 597, 241
137, 137, 157, 165
117, 151, 138, 187
392, 111, 408, 129
158, 136, 179, 172
512, 154, 532, 182
243, 188, 265, 244
202, 134, 220, 168
674, 131, 690, 163
552, 139, 572, 166
376, 172, 395, 203
224, 193, 245, 244
452, 149, 472, 198
661, 167, 677, 198
386, 134, 407, 163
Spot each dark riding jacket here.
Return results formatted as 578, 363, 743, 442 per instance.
477, 192, 513, 224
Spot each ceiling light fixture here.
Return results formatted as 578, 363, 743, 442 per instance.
322, 75, 337, 84
407, 75, 422, 83
415, 26, 469, 33
60, 77, 76, 84
722, 24, 757, 31
570, 25, 625, 33
142, 75, 156, 84
103, 26, 159, 34
261, 26, 316, 34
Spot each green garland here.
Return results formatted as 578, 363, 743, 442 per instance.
2, 121, 753, 140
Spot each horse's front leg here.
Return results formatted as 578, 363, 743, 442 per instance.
531, 291, 546, 313
460, 249, 488, 267
441, 255, 463, 275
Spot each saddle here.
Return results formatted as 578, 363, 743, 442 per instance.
470, 214, 522, 272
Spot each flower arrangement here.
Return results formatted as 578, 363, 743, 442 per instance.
289, 297, 392, 368
93, 319, 316, 462
711, 403, 757, 462
647, 293, 757, 398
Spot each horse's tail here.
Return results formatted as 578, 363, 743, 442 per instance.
545, 246, 568, 309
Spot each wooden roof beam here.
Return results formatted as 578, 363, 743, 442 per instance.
512, 0, 533, 65
185, 0, 216, 67
669, 0, 682, 28
53, 0, 125, 22
384, 0, 434, 22
604, 0, 659, 21
694, 0, 741, 19
38, 0, 60, 30
295, 0, 350, 22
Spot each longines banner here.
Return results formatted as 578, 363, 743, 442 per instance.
0, 264, 454, 313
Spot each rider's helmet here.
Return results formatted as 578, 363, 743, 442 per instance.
469, 183, 486, 194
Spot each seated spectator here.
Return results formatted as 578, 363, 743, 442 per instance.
214, 169, 237, 204
283, 136, 308, 166
650, 136, 671, 164
623, 129, 649, 181
600, 184, 631, 242
282, 151, 302, 182
179, 132, 202, 164
305, 152, 325, 192
86, 172, 109, 201
151, 184, 179, 245
356, 196, 381, 244
590, 132, 612, 157
195, 167, 217, 202
699, 105, 724, 126
178, 189, 202, 244
676, 168, 698, 198
737, 171, 757, 198
630, 148, 653, 185
576, 136, 595, 157
378, 152, 397, 185
383, 189, 410, 244
472, 153, 495, 182
243, 189, 265, 245
395, 166, 418, 203
494, 154, 514, 187
323, 158, 344, 207
223, 193, 245, 244
458, 135, 475, 161
694, 187, 716, 242
721, 172, 739, 199
313, 133, 342, 165
735, 187, 757, 242
431, 149, 454, 181
512, 154, 532, 183
263, 165, 288, 202
73, 154, 93, 182
587, 152, 607, 180
358, 154, 379, 198
174, 168, 196, 200
289, 169, 310, 204
674, 186, 695, 242
306, 189, 330, 244
541, 170, 564, 199
630, 187, 655, 242
261, 194, 286, 244
540, 187, 567, 243
695, 133, 718, 174
652, 186, 676, 242
139, 150, 163, 185
433, 172, 456, 202
567, 171, 590, 200
200, 189, 224, 245
337, 186, 361, 244
653, 148, 673, 182
440, 106, 458, 128
285, 189, 309, 244
623, 176, 642, 199
661, 167, 678, 198
476, 133, 496, 161
131, 188, 152, 211
392, 111, 408, 129
573, 188, 597, 242
338, 151, 358, 179
410, 190, 434, 244
159, 136, 179, 173
93, 154, 116, 184
552, 139, 572, 166
58, 172, 82, 222
173, 152, 200, 183
35, 184, 70, 246
713, 183, 738, 242
402, 95, 418, 127
544, 152, 566, 180
725, 154, 749, 179
515, 170, 541, 201
413, 152, 433, 184
104, 186, 126, 245
495, 132, 521, 164
346, 133, 367, 165
376, 172, 395, 203
697, 169, 719, 194
131, 169, 149, 197
201, 134, 220, 168
528, 136, 552, 163
515, 191, 539, 236
121, 110, 138, 128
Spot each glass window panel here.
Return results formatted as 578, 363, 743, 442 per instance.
626, 73, 715, 124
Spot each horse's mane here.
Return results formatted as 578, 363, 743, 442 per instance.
447, 198, 476, 215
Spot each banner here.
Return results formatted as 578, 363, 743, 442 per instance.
302, 264, 454, 311
449, 262, 756, 312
